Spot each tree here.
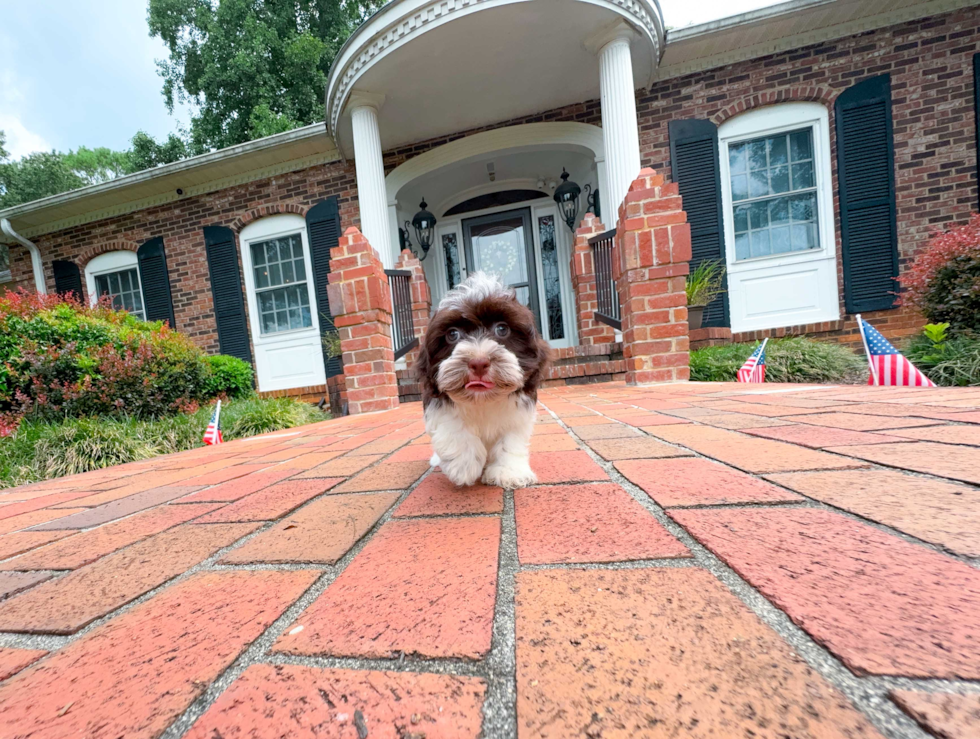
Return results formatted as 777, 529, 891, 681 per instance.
0, 148, 86, 209
148, 0, 383, 153
129, 131, 189, 171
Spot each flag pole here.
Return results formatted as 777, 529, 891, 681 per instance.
856, 314, 879, 386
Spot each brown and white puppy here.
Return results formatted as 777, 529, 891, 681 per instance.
415, 272, 551, 488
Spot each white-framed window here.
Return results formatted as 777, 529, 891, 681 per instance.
719, 103, 840, 332
248, 231, 313, 335
85, 251, 145, 320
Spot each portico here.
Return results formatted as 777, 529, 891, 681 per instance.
326, 0, 665, 275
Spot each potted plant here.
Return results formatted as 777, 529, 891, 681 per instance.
686, 260, 725, 330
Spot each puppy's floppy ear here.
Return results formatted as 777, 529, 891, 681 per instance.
413, 330, 435, 406
521, 329, 553, 400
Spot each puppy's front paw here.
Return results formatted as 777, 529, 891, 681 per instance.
441, 454, 485, 487
482, 460, 537, 489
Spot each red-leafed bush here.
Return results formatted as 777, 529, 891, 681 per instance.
0, 288, 250, 435
900, 214, 980, 331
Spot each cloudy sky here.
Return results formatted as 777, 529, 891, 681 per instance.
0, 0, 784, 160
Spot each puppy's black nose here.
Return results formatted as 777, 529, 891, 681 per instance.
468, 358, 490, 377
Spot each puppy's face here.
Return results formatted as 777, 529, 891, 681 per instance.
416, 274, 551, 405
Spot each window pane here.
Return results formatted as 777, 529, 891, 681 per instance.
749, 202, 769, 230
96, 267, 144, 319
750, 230, 771, 258
748, 140, 767, 170
770, 226, 792, 254
280, 259, 295, 284
268, 263, 282, 287
735, 233, 750, 260
768, 135, 788, 166
729, 143, 747, 174
770, 165, 790, 194
293, 256, 306, 281
443, 233, 462, 291
749, 171, 769, 198
255, 283, 314, 334
790, 130, 812, 162
251, 242, 267, 267
790, 192, 816, 222
733, 205, 749, 233
731, 174, 748, 202
770, 198, 789, 225
791, 162, 814, 189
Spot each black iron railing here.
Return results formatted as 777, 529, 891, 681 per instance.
385, 269, 420, 361
588, 228, 621, 331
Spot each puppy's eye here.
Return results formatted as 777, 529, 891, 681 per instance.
447, 328, 463, 343
493, 323, 510, 338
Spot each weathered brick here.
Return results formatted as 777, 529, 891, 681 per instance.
617, 458, 802, 507
0, 503, 222, 571
584, 436, 693, 461
333, 460, 429, 492
0, 570, 318, 738
887, 424, 980, 445
0, 490, 100, 522
671, 507, 980, 678
0, 648, 46, 681
516, 568, 882, 738
0, 523, 257, 634
573, 423, 641, 440
767, 469, 980, 557
193, 479, 342, 523
0, 509, 87, 536
292, 453, 383, 479
30, 486, 203, 530
0, 572, 52, 600
185, 664, 486, 739
275, 518, 499, 659
529, 451, 608, 484
529, 434, 580, 452
745, 424, 908, 448
648, 424, 867, 473
0, 531, 75, 560
890, 691, 980, 739
825, 441, 980, 485
394, 473, 502, 517
220, 493, 398, 564
175, 465, 301, 502
514, 483, 689, 564
794, 412, 941, 432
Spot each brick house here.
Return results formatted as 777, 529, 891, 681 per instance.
1, 0, 977, 404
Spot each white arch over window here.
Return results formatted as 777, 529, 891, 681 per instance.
85, 250, 145, 319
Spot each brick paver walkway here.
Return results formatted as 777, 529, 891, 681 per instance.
1, 381, 979, 738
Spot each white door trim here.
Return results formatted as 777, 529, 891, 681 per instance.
239, 214, 327, 392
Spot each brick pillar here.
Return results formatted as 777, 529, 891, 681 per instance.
614, 168, 691, 385
570, 212, 617, 345
326, 227, 399, 414
394, 248, 431, 367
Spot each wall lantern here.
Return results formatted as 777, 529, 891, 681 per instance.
553, 168, 595, 233
404, 198, 437, 261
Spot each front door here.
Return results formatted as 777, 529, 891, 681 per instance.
462, 208, 541, 331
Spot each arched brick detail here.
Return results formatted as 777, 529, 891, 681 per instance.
77, 240, 139, 268
230, 203, 309, 233
710, 85, 837, 125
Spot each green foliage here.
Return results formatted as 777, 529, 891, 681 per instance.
205, 354, 254, 398
0, 149, 86, 208
321, 327, 342, 359
61, 147, 134, 184
921, 249, 980, 333
148, 0, 384, 152
0, 290, 213, 425
0, 397, 327, 488
128, 130, 190, 172
686, 260, 726, 307
690, 337, 867, 384
906, 330, 980, 387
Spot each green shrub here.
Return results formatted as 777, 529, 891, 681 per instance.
0, 289, 215, 429
921, 249, 980, 333
690, 337, 867, 384
205, 355, 254, 398
0, 397, 327, 487
905, 327, 980, 386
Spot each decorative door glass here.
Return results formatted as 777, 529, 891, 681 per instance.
442, 232, 462, 292
250, 233, 313, 334
537, 214, 564, 340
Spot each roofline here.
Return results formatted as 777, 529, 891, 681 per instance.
667, 0, 836, 42
0, 122, 331, 223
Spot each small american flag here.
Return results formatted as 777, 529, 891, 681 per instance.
857, 315, 935, 387
737, 338, 768, 383
202, 400, 224, 445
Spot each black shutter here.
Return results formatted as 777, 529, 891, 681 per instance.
52, 260, 82, 300
836, 74, 899, 313
203, 226, 253, 364
306, 198, 343, 379
136, 237, 177, 327
974, 53, 980, 211
668, 119, 730, 327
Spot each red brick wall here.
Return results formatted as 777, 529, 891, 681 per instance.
9, 162, 358, 354
9, 7, 978, 355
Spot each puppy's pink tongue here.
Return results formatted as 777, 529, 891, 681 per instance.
466, 379, 495, 390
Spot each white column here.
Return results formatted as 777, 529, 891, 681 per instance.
348, 92, 394, 269
588, 22, 641, 227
